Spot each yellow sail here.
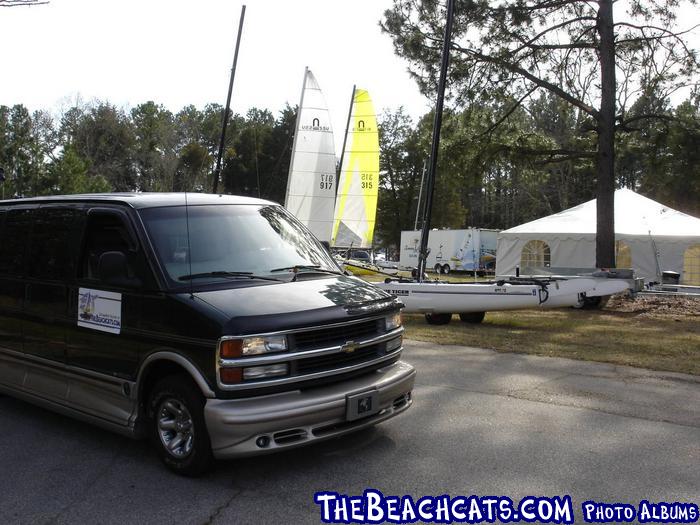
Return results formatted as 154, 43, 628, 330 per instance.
331, 89, 379, 248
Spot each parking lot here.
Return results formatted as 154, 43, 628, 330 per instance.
1, 340, 698, 524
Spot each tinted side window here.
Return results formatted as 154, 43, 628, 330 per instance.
79, 210, 155, 288
0, 209, 32, 277
0, 211, 5, 255
28, 207, 82, 281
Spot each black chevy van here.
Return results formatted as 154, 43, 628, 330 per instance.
0, 193, 415, 475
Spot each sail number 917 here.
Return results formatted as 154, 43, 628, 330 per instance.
319, 174, 334, 190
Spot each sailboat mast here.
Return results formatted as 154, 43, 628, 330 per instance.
416, 0, 456, 282
284, 67, 310, 206
212, 5, 246, 194
336, 84, 356, 184
414, 159, 427, 231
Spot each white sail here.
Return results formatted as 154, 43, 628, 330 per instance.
284, 68, 337, 243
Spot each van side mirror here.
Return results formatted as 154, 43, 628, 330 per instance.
98, 251, 141, 288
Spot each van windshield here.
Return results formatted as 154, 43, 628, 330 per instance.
139, 204, 340, 286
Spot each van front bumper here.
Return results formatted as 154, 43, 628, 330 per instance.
204, 360, 416, 459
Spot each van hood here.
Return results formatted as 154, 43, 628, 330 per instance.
191, 275, 398, 335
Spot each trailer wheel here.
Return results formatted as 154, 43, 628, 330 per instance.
441, 264, 451, 274
433, 264, 442, 274
574, 295, 610, 310
459, 311, 485, 323
425, 313, 452, 325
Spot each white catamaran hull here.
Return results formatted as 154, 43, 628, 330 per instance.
374, 279, 600, 314
578, 278, 631, 298
341, 260, 399, 277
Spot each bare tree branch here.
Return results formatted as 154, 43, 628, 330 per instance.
616, 24, 699, 45
0, 0, 48, 6
518, 0, 590, 12
489, 144, 596, 162
478, 86, 540, 139
450, 42, 600, 118
509, 16, 598, 54
616, 112, 676, 131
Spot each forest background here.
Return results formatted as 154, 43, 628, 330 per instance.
1, 0, 699, 254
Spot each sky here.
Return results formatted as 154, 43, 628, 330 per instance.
0, 0, 431, 155
1, 0, 698, 156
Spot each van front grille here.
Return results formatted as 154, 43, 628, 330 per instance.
218, 313, 404, 392
295, 343, 385, 375
290, 319, 383, 350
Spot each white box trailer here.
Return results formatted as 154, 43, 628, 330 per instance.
400, 229, 499, 273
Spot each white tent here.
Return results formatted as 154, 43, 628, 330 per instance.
496, 189, 700, 284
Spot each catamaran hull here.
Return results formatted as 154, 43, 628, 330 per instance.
580, 279, 631, 298
374, 279, 598, 314
343, 261, 399, 277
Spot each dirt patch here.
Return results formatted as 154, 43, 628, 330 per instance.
605, 293, 700, 318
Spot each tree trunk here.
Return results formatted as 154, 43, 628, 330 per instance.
596, 0, 616, 268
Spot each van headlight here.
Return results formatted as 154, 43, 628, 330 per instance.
242, 336, 287, 355
385, 312, 402, 331
219, 336, 288, 359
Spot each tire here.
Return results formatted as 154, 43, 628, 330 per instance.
425, 313, 452, 325
411, 268, 429, 280
574, 295, 610, 310
433, 264, 442, 274
442, 264, 451, 274
148, 375, 213, 476
459, 311, 486, 323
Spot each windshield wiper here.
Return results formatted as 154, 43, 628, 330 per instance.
270, 264, 344, 275
270, 264, 345, 282
178, 271, 283, 282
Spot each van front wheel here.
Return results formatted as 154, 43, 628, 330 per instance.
149, 375, 213, 476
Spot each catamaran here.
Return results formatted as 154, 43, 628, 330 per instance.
373, 0, 638, 323
283, 71, 389, 275
376, 272, 635, 324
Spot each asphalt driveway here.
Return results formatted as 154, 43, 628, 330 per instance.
0, 340, 697, 524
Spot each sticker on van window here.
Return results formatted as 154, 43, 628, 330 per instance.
78, 288, 122, 334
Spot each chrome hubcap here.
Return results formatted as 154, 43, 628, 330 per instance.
157, 398, 195, 459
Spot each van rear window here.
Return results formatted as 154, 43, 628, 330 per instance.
28, 207, 82, 281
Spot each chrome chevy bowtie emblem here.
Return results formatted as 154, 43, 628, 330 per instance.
341, 341, 359, 354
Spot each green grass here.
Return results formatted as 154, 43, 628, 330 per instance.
357, 272, 700, 375
402, 308, 700, 375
